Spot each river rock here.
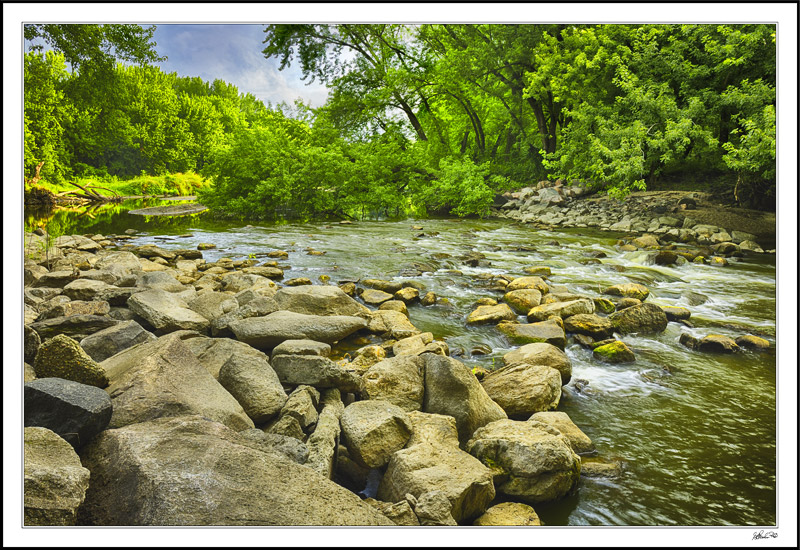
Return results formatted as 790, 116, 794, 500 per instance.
24, 378, 112, 448
661, 306, 692, 322
186, 291, 239, 321
392, 332, 433, 356
177, 335, 266, 379
220, 271, 277, 294
280, 385, 320, 430
603, 283, 650, 301
735, 334, 770, 350
218, 354, 287, 424
275, 285, 370, 317
738, 240, 764, 253
497, 320, 566, 349
101, 333, 254, 431
24, 325, 41, 365
127, 288, 210, 334
527, 299, 594, 322
270, 354, 362, 392
563, 313, 613, 339
62, 279, 114, 301
37, 299, 110, 320
341, 400, 413, 468
29, 313, 119, 340
242, 265, 284, 279
697, 334, 740, 353
24, 427, 90, 526
361, 355, 426, 412
361, 288, 394, 305
466, 419, 581, 504
420, 291, 437, 306
530, 411, 595, 454
95, 250, 142, 274
368, 309, 421, 339
482, 361, 562, 417
423, 354, 506, 444
378, 299, 409, 315
271, 338, 331, 359
503, 289, 542, 314
632, 235, 660, 249
466, 303, 516, 325
616, 297, 642, 310
235, 429, 309, 464
78, 320, 157, 362
78, 415, 393, 525
506, 276, 549, 294
230, 310, 368, 348
133, 243, 176, 260
136, 271, 186, 293
210, 295, 280, 337
362, 279, 403, 293
473, 502, 542, 526
364, 498, 420, 526
581, 458, 624, 478
34, 334, 109, 388
593, 340, 636, 363
502, 342, 572, 385
609, 302, 668, 334
305, 388, 345, 479
414, 490, 458, 526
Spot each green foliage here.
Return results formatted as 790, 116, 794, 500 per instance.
420, 157, 507, 217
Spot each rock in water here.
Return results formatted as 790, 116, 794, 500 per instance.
78, 415, 394, 525
592, 340, 636, 363
341, 400, 413, 468
609, 303, 668, 334
481, 363, 562, 417
230, 311, 367, 348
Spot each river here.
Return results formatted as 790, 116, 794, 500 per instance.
25, 198, 778, 526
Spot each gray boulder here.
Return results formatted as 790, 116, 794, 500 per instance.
127, 288, 210, 334
529, 411, 595, 454
481, 363, 562, 417
270, 354, 362, 392
136, 271, 186, 292
466, 419, 581, 504
24, 427, 90, 526
236, 429, 309, 464
24, 378, 112, 448
218, 354, 287, 424
527, 299, 594, 322
341, 400, 413, 468
36, 299, 110, 320
230, 310, 367, 348
609, 302, 668, 334
187, 291, 239, 321
29, 314, 119, 340
497, 320, 566, 349
275, 285, 370, 317
182, 336, 269, 379
78, 415, 393, 525
271, 339, 331, 359
422, 354, 507, 445
79, 320, 157, 362
502, 342, 572, 385
367, 310, 421, 339
62, 278, 114, 301
361, 355, 426, 412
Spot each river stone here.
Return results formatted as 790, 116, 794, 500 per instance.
697, 334, 740, 353
502, 342, 572, 385
616, 297, 642, 310
498, 319, 567, 349
34, 334, 109, 388
37, 299, 111, 320
32, 270, 77, 289
563, 313, 613, 339
220, 271, 277, 295
420, 291, 437, 306
654, 250, 680, 266
503, 289, 543, 314
506, 276, 549, 294
361, 355, 426, 412
341, 400, 413, 468
270, 354, 362, 392
218, 354, 287, 424
394, 287, 420, 303
661, 306, 692, 322
304, 389, 345, 479
739, 240, 764, 253
361, 288, 394, 305
481, 363, 561, 417
242, 265, 284, 279
24, 378, 112, 449
632, 235, 660, 248
271, 338, 331, 359
186, 291, 239, 321
364, 498, 420, 526
275, 285, 370, 318
414, 490, 458, 526
78, 415, 393, 526
24, 325, 41, 365
593, 340, 636, 363
78, 320, 157, 362
24, 427, 90, 526
466, 419, 581, 504
530, 411, 595, 454
127, 288, 210, 334
133, 243, 176, 260
473, 502, 542, 526
527, 299, 594, 322
603, 283, 650, 301
347, 345, 387, 373
362, 279, 403, 293
29, 314, 119, 340
466, 303, 517, 325
263, 414, 305, 440
368, 309, 421, 339
609, 302, 668, 334
210, 295, 280, 337
95, 250, 142, 274
280, 385, 320, 430
581, 458, 624, 478
237, 430, 309, 465
422, 354, 507, 445
62, 278, 114, 301
523, 266, 551, 277
232, 310, 367, 349
379, 299, 409, 316
735, 334, 770, 350
102, 333, 254, 431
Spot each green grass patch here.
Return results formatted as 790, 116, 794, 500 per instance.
29, 172, 210, 198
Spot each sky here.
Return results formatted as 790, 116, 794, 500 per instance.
151, 24, 329, 109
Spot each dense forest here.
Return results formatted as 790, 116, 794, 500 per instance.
24, 23, 776, 218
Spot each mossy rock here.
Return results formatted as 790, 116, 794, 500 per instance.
603, 283, 650, 301
593, 297, 616, 314
592, 341, 636, 364
33, 334, 109, 388
734, 334, 770, 351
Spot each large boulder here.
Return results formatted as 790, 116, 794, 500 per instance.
603, 283, 650, 301
78, 415, 394, 525
220, 271, 277, 295
361, 355, 426, 412
481, 363, 562, 417
697, 334, 740, 353
24, 427, 90, 526
181, 336, 269, 379
466, 419, 581, 504
36, 299, 110, 320
100, 333, 254, 431
563, 313, 613, 339
473, 502, 542, 526
136, 271, 186, 292
217, 354, 287, 424
24, 378, 112, 449
367, 310, 421, 339
186, 291, 239, 321
34, 334, 109, 388
422, 354, 507, 445
271, 339, 331, 359
270, 354, 362, 392
502, 342, 572, 385
466, 303, 517, 326
529, 411, 595, 454
506, 276, 549, 294
127, 288, 210, 334
274, 285, 370, 318
527, 299, 594, 322
503, 289, 542, 314
377, 411, 496, 523
609, 302, 668, 334
497, 320, 566, 349
62, 278, 114, 301
593, 340, 636, 363
305, 389, 345, 479
341, 400, 413, 468
229, 311, 367, 349
79, 320, 157, 362
28, 314, 119, 340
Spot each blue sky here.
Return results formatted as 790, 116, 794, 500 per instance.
152, 24, 328, 108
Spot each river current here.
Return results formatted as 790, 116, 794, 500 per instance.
25, 201, 778, 526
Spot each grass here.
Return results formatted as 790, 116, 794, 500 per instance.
31, 172, 210, 199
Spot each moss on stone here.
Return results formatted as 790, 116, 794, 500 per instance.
592, 340, 636, 364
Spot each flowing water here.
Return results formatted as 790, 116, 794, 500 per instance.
26, 199, 778, 526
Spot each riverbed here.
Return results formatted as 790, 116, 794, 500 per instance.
25, 199, 778, 526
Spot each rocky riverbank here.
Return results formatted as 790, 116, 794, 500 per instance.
22, 227, 771, 526
492, 181, 777, 253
